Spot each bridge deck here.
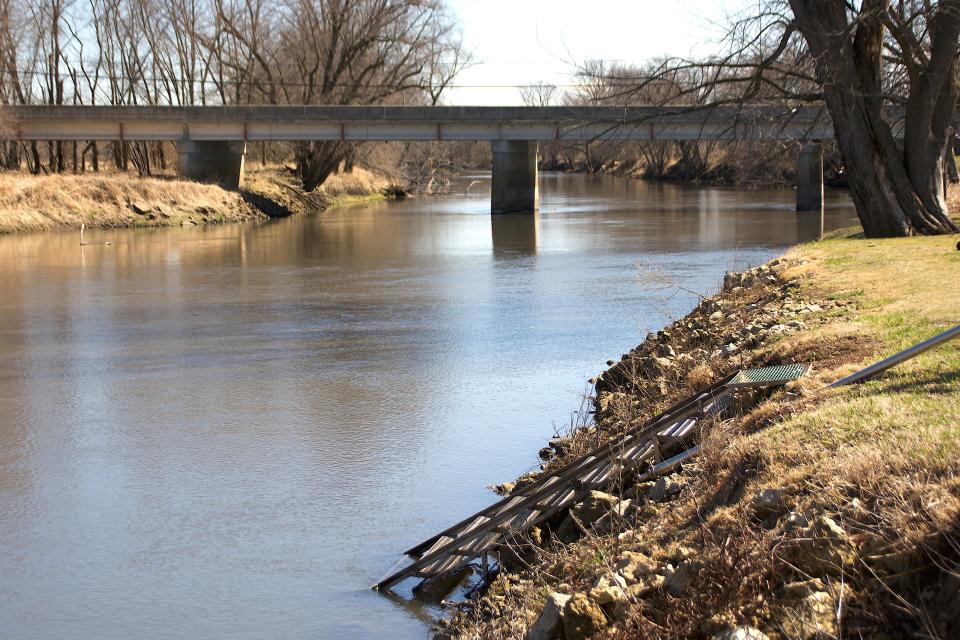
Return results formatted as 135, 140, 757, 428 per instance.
4, 105, 835, 142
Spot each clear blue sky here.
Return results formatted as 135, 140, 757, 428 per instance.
443, 0, 742, 105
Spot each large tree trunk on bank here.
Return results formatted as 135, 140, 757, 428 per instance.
789, 0, 960, 237
947, 136, 960, 183
296, 141, 348, 192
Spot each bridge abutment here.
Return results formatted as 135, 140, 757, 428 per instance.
491, 140, 538, 214
796, 142, 823, 211
177, 136, 246, 189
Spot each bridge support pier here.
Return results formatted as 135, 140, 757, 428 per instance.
796, 142, 823, 211
491, 140, 538, 214
177, 136, 246, 189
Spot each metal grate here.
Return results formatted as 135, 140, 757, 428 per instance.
727, 364, 809, 388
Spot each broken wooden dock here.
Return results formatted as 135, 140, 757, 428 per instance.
373, 364, 808, 592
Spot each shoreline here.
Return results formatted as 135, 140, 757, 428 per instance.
445, 229, 960, 640
540, 158, 800, 190
0, 164, 866, 236
0, 166, 403, 234
546, 162, 851, 192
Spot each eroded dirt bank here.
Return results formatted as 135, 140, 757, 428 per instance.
444, 231, 960, 640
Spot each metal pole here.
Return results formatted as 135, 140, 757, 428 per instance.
830, 324, 960, 388
636, 445, 700, 482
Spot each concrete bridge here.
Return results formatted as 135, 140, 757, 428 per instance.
5, 105, 836, 212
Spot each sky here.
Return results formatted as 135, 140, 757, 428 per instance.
443, 0, 743, 105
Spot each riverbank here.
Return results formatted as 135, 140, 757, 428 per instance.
541, 147, 799, 188
0, 166, 399, 233
446, 229, 960, 639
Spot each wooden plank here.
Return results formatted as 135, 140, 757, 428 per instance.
422, 553, 472, 578
461, 515, 489, 535
376, 374, 742, 589
419, 535, 454, 559
376, 364, 815, 590
616, 442, 653, 465
400, 374, 736, 560
587, 460, 616, 487
460, 531, 502, 555
671, 418, 698, 439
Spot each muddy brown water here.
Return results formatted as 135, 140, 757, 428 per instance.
0, 173, 856, 639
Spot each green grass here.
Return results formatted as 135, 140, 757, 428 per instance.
750, 232, 960, 486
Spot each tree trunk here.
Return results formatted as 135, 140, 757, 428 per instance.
790, 0, 960, 236
1, 141, 18, 169
821, 95, 915, 236
296, 141, 347, 192
28, 141, 41, 174
947, 137, 959, 183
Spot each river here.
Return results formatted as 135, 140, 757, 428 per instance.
0, 173, 856, 639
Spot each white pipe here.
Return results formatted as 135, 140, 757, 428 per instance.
830, 324, 960, 388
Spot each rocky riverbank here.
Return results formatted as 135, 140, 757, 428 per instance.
0, 165, 402, 233
444, 230, 960, 640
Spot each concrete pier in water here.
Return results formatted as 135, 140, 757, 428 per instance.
796, 142, 823, 211
490, 140, 539, 214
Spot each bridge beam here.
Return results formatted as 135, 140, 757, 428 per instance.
491, 140, 538, 214
796, 142, 823, 211
177, 135, 246, 189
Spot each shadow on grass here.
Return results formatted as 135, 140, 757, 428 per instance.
239, 190, 295, 218
865, 368, 960, 396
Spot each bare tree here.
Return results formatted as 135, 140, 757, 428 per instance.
593, 1, 959, 236
789, 0, 959, 235
209, 0, 458, 190
519, 81, 556, 107
0, 0, 466, 185
423, 14, 473, 106
0, 0, 27, 168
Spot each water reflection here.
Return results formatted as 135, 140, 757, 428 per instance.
491, 213, 539, 256
796, 207, 826, 240
0, 173, 857, 640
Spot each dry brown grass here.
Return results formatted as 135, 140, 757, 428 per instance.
321, 166, 395, 198
0, 164, 401, 233
0, 172, 263, 233
240, 165, 399, 217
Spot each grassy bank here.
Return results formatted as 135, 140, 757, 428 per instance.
447, 230, 960, 640
0, 172, 266, 233
0, 165, 399, 233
